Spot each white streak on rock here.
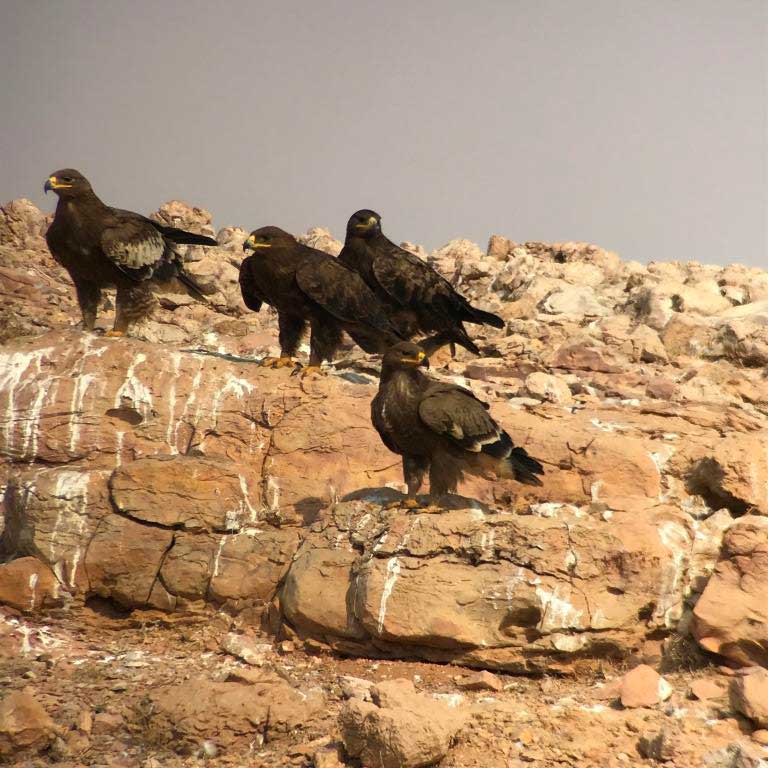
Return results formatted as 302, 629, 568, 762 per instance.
165, 352, 182, 453
377, 557, 401, 634
536, 584, 585, 631
0, 348, 52, 455
656, 520, 691, 626
28, 573, 38, 611
114, 353, 153, 418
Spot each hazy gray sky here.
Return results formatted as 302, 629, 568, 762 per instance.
2, 0, 766, 265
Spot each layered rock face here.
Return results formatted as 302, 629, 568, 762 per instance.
1, 198, 767, 675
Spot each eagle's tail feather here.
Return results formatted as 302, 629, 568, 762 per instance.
158, 225, 218, 247
466, 305, 505, 329
481, 432, 544, 486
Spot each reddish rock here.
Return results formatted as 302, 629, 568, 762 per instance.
693, 516, 768, 667
619, 665, 672, 708
455, 670, 504, 692
0, 691, 58, 759
551, 344, 622, 373
689, 678, 726, 701
0, 557, 61, 612
339, 679, 466, 768
149, 677, 324, 749
730, 669, 768, 728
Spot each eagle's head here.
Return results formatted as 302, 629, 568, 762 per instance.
44, 169, 92, 198
346, 209, 381, 239
243, 226, 296, 253
383, 341, 430, 371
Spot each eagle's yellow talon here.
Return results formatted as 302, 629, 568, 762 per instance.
105, 330, 125, 338
385, 498, 421, 510
299, 365, 325, 378
261, 356, 294, 368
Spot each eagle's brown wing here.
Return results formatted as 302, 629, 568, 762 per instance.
238, 255, 268, 312
100, 211, 166, 280
369, 240, 485, 353
418, 382, 544, 485
417, 383, 498, 452
295, 253, 402, 340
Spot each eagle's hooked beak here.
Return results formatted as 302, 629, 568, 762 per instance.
44, 176, 71, 193
354, 215, 379, 231
243, 235, 270, 252
402, 350, 429, 368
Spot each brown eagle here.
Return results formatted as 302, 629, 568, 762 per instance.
339, 210, 505, 354
372, 342, 544, 508
44, 168, 217, 336
240, 226, 404, 373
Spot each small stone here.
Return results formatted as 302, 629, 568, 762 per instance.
314, 743, 345, 768
524, 371, 573, 405
455, 670, 504, 692
593, 678, 622, 701
303, 638, 327, 654
76, 709, 93, 734
620, 664, 672, 708
92, 712, 123, 735
279, 640, 295, 654
689, 678, 726, 701
339, 675, 374, 701
220, 633, 269, 667
111, 682, 128, 692
637, 730, 678, 762
200, 739, 218, 758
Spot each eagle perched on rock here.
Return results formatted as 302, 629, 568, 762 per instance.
339, 210, 504, 354
44, 169, 217, 336
372, 342, 544, 507
240, 226, 404, 373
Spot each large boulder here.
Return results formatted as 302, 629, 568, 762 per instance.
693, 516, 768, 667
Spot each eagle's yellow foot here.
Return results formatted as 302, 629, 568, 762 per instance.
422, 504, 444, 515
105, 330, 125, 338
386, 498, 422, 511
261, 356, 294, 368
299, 365, 325, 378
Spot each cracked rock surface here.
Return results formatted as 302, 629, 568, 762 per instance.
2, 198, 768, 765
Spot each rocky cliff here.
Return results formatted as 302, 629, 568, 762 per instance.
1, 198, 767, 766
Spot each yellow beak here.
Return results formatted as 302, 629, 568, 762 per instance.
354, 216, 378, 230
45, 175, 72, 192
402, 350, 426, 364
243, 235, 271, 251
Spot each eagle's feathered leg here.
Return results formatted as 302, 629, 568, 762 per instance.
109, 282, 155, 336
72, 279, 101, 331
301, 317, 342, 376
262, 314, 306, 368
427, 451, 464, 511
398, 455, 429, 510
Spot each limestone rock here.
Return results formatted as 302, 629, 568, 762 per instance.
524, 371, 573, 404
0, 198, 49, 249
298, 227, 342, 256
339, 679, 466, 768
